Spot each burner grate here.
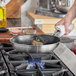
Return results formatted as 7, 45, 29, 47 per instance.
0, 43, 74, 76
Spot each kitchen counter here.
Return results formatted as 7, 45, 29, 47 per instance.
0, 27, 44, 43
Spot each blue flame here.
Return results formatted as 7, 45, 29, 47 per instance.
25, 57, 45, 69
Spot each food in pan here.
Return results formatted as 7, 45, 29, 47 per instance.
32, 37, 43, 45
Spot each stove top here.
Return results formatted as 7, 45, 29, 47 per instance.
0, 48, 10, 76
0, 43, 75, 76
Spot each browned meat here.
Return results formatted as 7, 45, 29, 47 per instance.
32, 41, 43, 45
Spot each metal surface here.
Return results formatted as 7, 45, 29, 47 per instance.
36, 0, 74, 17
1, 43, 74, 76
54, 43, 76, 76
0, 42, 75, 76
38, 0, 50, 10
10, 34, 60, 53
35, 0, 66, 18
36, 0, 66, 18
0, 49, 10, 76
55, 0, 75, 13
35, 9, 65, 18
60, 37, 74, 49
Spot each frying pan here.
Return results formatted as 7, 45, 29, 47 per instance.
10, 34, 60, 53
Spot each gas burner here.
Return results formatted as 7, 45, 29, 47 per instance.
0, 43, 75, 76
26, 57, 45, 69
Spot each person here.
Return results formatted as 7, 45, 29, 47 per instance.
55, 0, 76, 35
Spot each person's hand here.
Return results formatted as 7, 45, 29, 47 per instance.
55, 17, 72, 35
55, 0, 76, 35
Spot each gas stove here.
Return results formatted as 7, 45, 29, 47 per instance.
0, 47, 10, 76
0, 43, 75, 76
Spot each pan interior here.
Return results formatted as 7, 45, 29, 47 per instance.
13, 35, 60, 45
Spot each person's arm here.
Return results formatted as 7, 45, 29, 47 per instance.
55, 0, 76, 34
66, 0, 76, 22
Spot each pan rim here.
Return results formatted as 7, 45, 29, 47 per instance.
10, 34, 60, 46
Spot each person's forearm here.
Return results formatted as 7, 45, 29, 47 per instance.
65, 0, 76, 21
73, 0, 76, 8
